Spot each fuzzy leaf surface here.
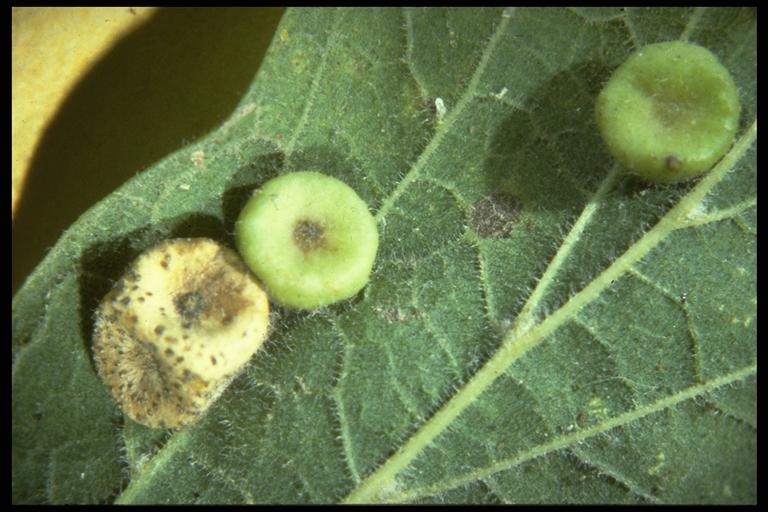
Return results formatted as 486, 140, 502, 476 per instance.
12, 7, 756, 504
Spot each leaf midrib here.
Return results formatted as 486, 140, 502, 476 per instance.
342, 113, 756, 502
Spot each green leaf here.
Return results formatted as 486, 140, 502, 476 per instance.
12, 7, 756, 504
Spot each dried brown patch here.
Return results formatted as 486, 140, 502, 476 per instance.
469, 193, 522, 239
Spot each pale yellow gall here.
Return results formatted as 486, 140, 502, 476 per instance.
92, 238, 270, 429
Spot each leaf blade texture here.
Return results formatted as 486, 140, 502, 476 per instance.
12, 7, 756, 504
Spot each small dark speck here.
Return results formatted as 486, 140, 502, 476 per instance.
154, 325, 165, 335
211, 355, 217, 365
221, 315, 233, 326
165, 348, 175, 357
120, 296, 131, 306
665, 155, 682, 172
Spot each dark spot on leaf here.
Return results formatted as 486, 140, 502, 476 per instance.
221, 314, 233, 326
211, 355, 217, 365
154, 325, 165, 335
165, 348, 174, 357
120, 296, 131, 306
469, 192, 522, 238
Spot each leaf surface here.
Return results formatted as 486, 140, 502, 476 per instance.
12, 7, 756, 504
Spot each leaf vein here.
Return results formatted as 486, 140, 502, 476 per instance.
402, 8, 429, 98
285, 9, 340, 155
342, 120, 756, 504
375, 10, 513, 222
511, 163, 622, 340
570, 447, 661, 503
679, 6, 706, 42
327, 318, 362, 484
621, 9, 640, 49
387, 363, 756, 503
383, 337, 423, 420
474, 242, 499, 327
677, 198, 757, 230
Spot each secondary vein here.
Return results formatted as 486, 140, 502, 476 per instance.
390, 363, 756, 502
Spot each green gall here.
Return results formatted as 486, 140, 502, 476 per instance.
235, 171, 379, 310
595, 41, 740, 182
